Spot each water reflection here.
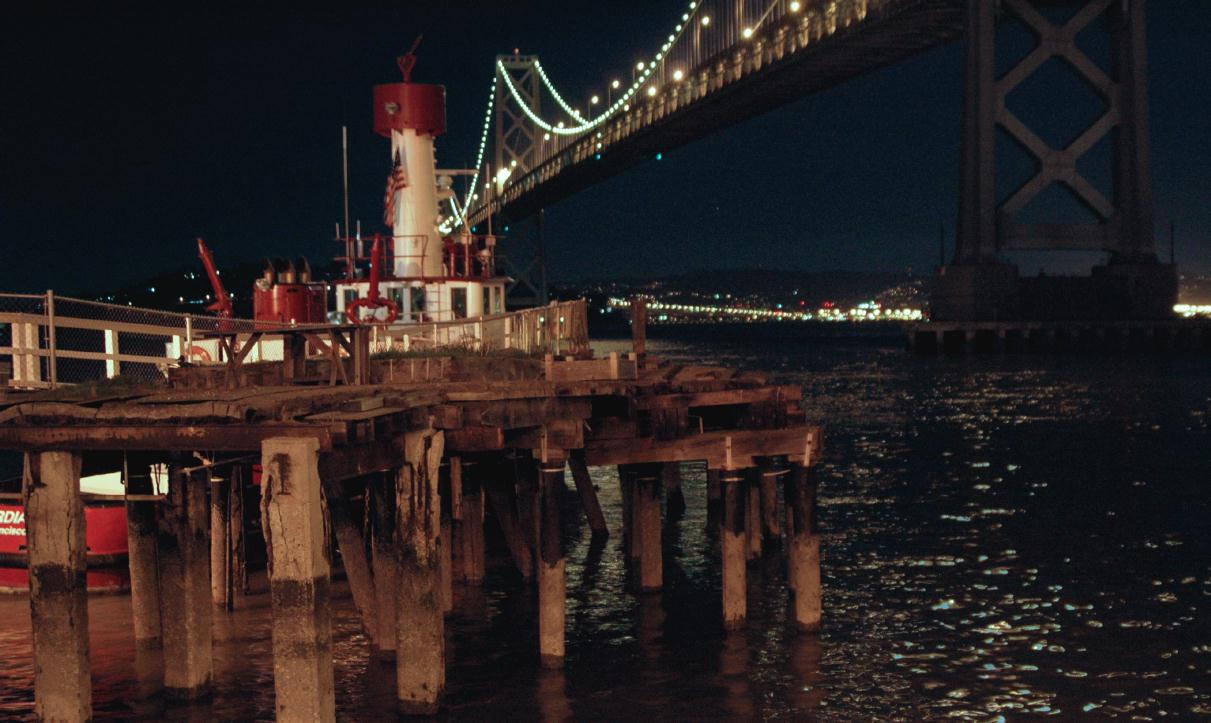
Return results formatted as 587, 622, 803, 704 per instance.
1, 339, 1210, 718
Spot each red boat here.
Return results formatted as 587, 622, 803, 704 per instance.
0, 473, 132, 593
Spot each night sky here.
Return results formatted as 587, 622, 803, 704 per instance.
2, 2, 1208, 296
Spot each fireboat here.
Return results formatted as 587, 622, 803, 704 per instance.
333, 40, 509, 328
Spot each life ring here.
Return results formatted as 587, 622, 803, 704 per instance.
188, 345, 212, 363
346, 298, 399, 325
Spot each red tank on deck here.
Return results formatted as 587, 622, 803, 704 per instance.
254, 259, 328, 326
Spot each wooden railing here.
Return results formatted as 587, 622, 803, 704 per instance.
380, 300, 590, 357
0, 292, 591, 389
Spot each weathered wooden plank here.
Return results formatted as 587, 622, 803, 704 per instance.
583, 426, 822, 469
0, 425, 332, 451
638, 385, 801, 410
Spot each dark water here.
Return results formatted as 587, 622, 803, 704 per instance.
2, 336, 1211, 720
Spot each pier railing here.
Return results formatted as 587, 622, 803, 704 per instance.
0, 292, 591, 389
0, 292, 282, 389
378, 300, 590, 357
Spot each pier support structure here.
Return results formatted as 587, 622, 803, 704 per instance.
635, 464, 663, 592
370, 472, 397, 658
395, 430, 446, 716
260, 437, 335, 722
157, 464, 212, 699
126, 462, 161, 649
25, 451, 90, 722
720, 468, 748, 630
786, 462, 822, 632
538, 458, 567, 667
934, 0, 1175, 322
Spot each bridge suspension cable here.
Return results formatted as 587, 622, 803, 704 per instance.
442, 0, 804, 231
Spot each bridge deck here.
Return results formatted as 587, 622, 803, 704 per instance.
485, 0, 964, 224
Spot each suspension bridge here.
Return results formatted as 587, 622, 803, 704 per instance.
436, 0, 1176, 324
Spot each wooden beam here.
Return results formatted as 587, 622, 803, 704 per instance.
0, 425, 332, 452
583, 426, 821, 469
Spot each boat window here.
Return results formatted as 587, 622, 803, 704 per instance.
451, 288, 468, 319
411, 287, 426, 321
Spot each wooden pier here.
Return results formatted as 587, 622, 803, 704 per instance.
0, 324, 822, 719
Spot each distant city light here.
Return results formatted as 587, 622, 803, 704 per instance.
673, 69, 684, 81
743, 27, 754, 39
790, 1, 802, 11
701, 16, 711, 27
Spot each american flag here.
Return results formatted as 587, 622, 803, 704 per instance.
383, 153, 408, 225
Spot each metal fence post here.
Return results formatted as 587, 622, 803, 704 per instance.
45, 290, 57, 389
185, 315, 194, 359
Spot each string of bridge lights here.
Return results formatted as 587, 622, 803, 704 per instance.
444, 0, 802, 230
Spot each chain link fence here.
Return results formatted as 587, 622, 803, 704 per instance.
0, 292, 278, 388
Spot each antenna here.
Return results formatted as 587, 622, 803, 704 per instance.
342, 126, 353, 280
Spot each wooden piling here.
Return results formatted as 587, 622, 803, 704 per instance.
662, 462, 685, 520
485, 475, 533, 578
538, 461, 567, 667
759, 467, 782, 541
450, 458, 466, 582
157, 465, 213, 698
786, 463, 822, 632
126, 464, 161, 648
460, 474, 486, 584
706, 468, 722, 535
321, 475, 379, 649
24, 451, 91, 722
568, 451, 608, 537
619, 465, 640, 560
260, 437, 335, 722
720, 470, 747, 630
439, 517, 453, 614
370, 472, 397, 658
209, 473, 230, 607
229, 465, 247, 598
636, 466, 663, 593
395, 430, 446, 716
745, 471, 762, 560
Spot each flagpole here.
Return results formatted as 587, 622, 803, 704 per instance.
342, 126, 353, 279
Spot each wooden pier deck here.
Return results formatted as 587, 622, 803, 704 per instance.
0, 345, 822, 719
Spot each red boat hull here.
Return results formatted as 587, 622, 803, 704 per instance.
0, 502, 129, 592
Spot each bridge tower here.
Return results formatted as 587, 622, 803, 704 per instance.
493, 56, 548, 308
933, 0, 1176, 321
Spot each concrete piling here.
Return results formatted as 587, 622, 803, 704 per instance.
720, 469, 747, 630
395, 430, 446, 716
786, 463, 822, 632
157, 465, 213, 698
24, 451, 91, 722
538, 461, 567, 667
126, 464, 161, 648
260, 437, 335, 722
157, 465, 214, 697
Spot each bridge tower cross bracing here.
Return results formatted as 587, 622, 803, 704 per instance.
494, 56, 544, 190
937, 0, 1176, 321
492, 55, 548, 308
